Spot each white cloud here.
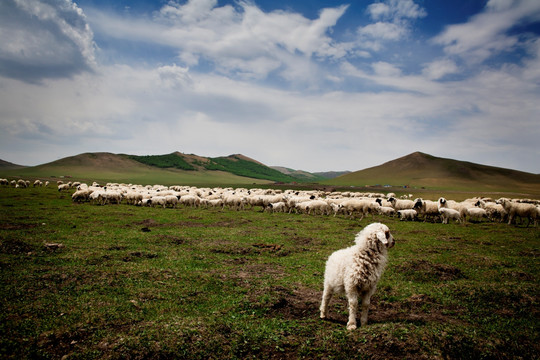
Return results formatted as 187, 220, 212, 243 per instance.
357, 0, 426, 53
433, 0, 540, 64
157, 64, 193, 88
0, 0, 96, 83
422, 59, 459, 80
367, 0, 427, 21
357, 22, 406, 41
88, 0, 350, 82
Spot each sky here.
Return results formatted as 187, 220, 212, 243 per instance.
1, 0, 539, 174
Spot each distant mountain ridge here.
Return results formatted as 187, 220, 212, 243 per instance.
327, 151, 540, 193
1, 151, 539, 195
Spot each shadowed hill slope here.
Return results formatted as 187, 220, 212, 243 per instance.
327, 152, 540, 194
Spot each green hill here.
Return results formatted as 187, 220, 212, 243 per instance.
0, 152, 301, 186
327, 151, 540, 195
128, 152, 299, 183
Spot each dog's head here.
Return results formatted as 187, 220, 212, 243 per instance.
356, 222, 395, 249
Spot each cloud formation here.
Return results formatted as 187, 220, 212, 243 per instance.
0, 0, 96, 83
0, 0, 539, 174
433, 0, 540, 64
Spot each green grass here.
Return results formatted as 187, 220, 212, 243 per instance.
128, 154, 197, 171
1, 186, 539, 359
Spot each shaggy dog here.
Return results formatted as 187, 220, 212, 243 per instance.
320, 223, 395, 330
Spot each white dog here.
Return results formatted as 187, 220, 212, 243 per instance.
320, 223, 395, 330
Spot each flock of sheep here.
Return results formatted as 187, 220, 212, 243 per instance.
3, 178, 538, 226
2, 178, 538, 330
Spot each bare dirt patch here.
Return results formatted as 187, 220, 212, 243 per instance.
210, 241, 289, 256
130, 218, 251, 230
396, 259, 466, 282
0, 238, 36, 254
266, 285, 321, 320
0, 222, 40, 231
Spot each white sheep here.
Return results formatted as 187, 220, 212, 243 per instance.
438, 207, 461, 224
149, 196, 167, 208
58, 184, 71, 192
397, 209, 417, 221
71, 189, 92, 203
320, 223, 395, 330
388, 197, 414, 211
377, 206, 395, 217
300, 200, 330, 215
266, 201, 287, 213
475, 200, 507, 222
222, 194, 244, 210
465, 208, 488, 222
340, 199, 380, 220
413, 198, 440, 222
497, 198, 538, 227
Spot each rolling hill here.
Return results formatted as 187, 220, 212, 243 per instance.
0, 152, 301, 186
327, 151, 540, 194
0, 159, 26, 170
1, 151, 539, 196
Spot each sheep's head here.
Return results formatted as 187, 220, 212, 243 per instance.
438, 197, 447, 206
413, 198, 423, 209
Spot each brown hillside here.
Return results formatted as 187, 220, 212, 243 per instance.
329, 152, 540, 193
225, 154, 266, 165
40, 152, 145, 170
0, 159, 26, 170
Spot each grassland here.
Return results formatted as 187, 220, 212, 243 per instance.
0, 153, 273, 187
1, 186, 539, 359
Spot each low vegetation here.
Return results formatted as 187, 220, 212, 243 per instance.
1, 186, 538, 359
206, 155, 297, 183
128, 154, 197, 171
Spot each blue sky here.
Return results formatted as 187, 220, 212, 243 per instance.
1, 0, 539, 173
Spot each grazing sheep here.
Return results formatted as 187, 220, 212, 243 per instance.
149, 196, 167, 208
58, 184, 71, 192
439, 207, 461, 224
320, 223, 395, 330
397, 209, 417, 221
222, 194, 244, 211
267, 201, 287, 213
413, 198, 440, 222
72, 189, 92, 203
388, 197, 414, 211
300, 200, 330, 216
465, 208, 488, 222
340, 199, 380, 220
377, 206, 395, 217
497, 198, 538, 227
164, 195, 180, 208
475, 200, 507, 222
125, 191, 143, 205
17, 179, 28, 188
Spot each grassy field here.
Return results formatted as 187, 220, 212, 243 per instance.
1, 186, 538, 359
